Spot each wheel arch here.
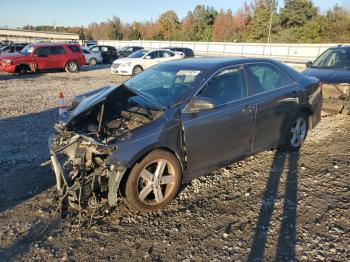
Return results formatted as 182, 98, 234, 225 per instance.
117, 145, 185, 197
15, 63, 31, 73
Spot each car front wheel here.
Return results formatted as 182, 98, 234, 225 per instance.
283, 111, 308, 151
132, 66, 143, 75
65, 61, 79, 73
125, 150, 182, 212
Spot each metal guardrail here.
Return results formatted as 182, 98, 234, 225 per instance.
97, 40, 348, 64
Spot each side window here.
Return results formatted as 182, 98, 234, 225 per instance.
51, 46, 66, 55
199, 66, 247, 105
67, 45, 81, 53
280, 70, 295, 86
127, 47, 133, 52
160, 50, 173, 58
245, 63, 283, 95
35, 47, 51, 56
91, 47, 99, 52
148, 51, 159, 59
101, 46, 108, 52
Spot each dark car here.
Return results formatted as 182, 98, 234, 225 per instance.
165, 47, 194, 57
89, 45, 118, 64
49, 58, 322, 212
303, 45, 350, 84
303, 45, 350, 114
117, 46, 144, 58
0, 43, 29, 55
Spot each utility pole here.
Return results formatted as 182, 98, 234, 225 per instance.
267, 0, 277, 44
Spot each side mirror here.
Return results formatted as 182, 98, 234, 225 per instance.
145, 55, 151, 59
183, 97, 216, 114
306, 61, 313, 67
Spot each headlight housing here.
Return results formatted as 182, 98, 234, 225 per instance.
2, 59, 12, 65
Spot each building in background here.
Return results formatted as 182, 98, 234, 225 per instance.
0, 28, 80, 43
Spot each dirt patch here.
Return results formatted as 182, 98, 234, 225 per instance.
0, 66, 349, 261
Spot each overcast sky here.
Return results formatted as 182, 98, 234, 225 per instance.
1, 0, 349, 28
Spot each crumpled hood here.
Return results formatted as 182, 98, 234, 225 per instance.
303, 67, 350, 84
64, 85, 117, 124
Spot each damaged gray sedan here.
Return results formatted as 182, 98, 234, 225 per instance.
49, 58, 322, 212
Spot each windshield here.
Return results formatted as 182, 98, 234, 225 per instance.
124, 65, 203, 107
312, 48, 350, 69
20, 45, 34, 55
128, 50, 147, 58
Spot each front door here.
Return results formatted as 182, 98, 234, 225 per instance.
182, 66, 255, 175
34, 47, 53, 69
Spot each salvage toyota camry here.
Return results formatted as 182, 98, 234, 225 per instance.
49, 58, 322, 212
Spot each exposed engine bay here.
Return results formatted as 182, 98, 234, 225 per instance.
49, 86, 163, 210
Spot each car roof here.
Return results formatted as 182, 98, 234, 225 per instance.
28, 43, 79, 47
163, 57, 280, 70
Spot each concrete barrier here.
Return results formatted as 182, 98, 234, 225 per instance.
96, 40, 347, 64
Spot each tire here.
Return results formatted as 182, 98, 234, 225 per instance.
65, 60, 79, 73
132, 66, 143, 75
125, 150, 182, 212
89, 58, 97, 66
17, 64, 30, 74
282, 111, 309, 152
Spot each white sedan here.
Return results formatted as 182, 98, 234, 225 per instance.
82, 48, 103, 66
111, 49, 184, 75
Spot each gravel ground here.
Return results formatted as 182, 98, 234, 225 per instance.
0, 65, 349, 261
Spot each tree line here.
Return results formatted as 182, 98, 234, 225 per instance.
22, 0, 350, 43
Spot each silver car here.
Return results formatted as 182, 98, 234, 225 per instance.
82, 48, 103, 66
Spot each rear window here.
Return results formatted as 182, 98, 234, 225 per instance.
68, 45, 81, 53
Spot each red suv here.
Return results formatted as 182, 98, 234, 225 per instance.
0, 43, 86, 74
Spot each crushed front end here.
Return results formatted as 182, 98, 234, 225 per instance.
47, 85, 163, 210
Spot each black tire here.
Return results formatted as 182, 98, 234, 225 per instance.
132, 66, 143, 75
282, 111, 309, 152
17, 64, 30, 74
65, 60, 79, 73
125, 150, 182, 212
89, 58, 97, 66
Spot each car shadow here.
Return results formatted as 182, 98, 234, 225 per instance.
0, 72, 42, 81
81, 64, 111, 72
0, 109, 57, 212
248, 150, 299, 261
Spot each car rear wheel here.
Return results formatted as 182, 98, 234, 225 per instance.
65, 61, 79, 73
132, 66, 143, 75
125, 150, 182, 212
283, 112, 308, 151
89, 58, 97, 66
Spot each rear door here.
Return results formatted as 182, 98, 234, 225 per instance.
244, 62, 299, 152
182, 66, 255, 175
50, 46, 67, 68
158, 50, 176, 63
34, 47, 53, 69
143, 51, 160, 69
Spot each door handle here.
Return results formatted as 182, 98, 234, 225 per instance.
242, 105, 255, 112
